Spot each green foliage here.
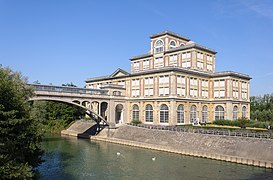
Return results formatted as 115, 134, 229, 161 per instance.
131, 120, 142, 125
62, 82, 77, 87
213, 119, 241, 127
213, 119, 271, 129
250, 94, 273, 122
30, 101, 85, 134
0, 66, 43, 179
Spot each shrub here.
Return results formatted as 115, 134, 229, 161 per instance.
131, 120, 142, 125
237, 117, 249, 128
213, 119, 241, 127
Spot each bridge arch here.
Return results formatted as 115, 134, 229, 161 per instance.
29, 97, 108, 126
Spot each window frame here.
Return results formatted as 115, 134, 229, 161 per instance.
160, 104, 169, 123
145, 104, 153, 123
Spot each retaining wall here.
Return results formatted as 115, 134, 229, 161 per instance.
91, 125, 273, 169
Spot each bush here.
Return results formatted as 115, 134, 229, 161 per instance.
213, 119, 241, 127
237, 117, 249, 128
213, 119, 271, 129
131, 120, 142, 125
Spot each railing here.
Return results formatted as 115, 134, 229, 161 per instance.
127, 123, 273, 139
29, 84, 109, 96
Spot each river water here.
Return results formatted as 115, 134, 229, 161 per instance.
38, 135, 273, 180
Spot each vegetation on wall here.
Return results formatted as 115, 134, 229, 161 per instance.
0, 65, 43, 179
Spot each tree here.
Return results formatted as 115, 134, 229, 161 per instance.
250, 94, 273, 122
62, 82, 77, 87
0, 65, 43, 179
32, 80, 40, 84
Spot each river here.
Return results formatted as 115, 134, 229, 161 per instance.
38, 135, 273, 180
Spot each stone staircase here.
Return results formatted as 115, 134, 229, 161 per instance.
61, 120, 98, 138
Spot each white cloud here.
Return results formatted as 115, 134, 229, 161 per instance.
241, 0, 273, 19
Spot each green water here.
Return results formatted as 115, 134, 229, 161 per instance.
38, 136, 273, 180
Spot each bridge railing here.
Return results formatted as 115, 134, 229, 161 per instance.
28, 84, 109, 96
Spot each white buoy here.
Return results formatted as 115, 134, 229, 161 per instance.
152, 157, 156, 161
117, 152, 121, 156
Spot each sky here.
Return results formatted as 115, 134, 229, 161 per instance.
0, 0, 273, 96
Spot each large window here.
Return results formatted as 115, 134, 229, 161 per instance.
159, 75, 169, 96
201, 80, 209, 98
207, 55, 213, 71
190, 105, 197, 123
215, 105, 224, 120
169, 54, 178, 66
197, 52, 204, 70
242, 106, 247, 118
154, 57, 164, 68
144, 77, 154, 96
202, 105, 208, 123
177, 75, 186, 96
177, 105, 184, 124
133, 61, 139, 72
160, 104, 169, 123
143, 59, 150, 70
154, 40, 164, 53
182, 52, 191, 68
131, 79, 140, 97
190, 78, 198, 97
214, 80, 225, 98
241, 82, 248, 100
132, 104, 139, 121
145, 104, 153, 122
233, 106, 238, 120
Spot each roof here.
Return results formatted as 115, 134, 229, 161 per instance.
110, 68, 130, 77
130, 42, 216, 61
166, 41, 217, 54
85, 68, 130, 83
150, 30, 190, 41
130, 53, 152, 61
213, 71, 251, 79
129, 67, 251, 80
85, 67, 251, 83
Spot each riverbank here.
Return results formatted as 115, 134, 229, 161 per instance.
91, 124, 273, 169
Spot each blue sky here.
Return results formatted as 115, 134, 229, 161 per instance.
0, 0, 273, 96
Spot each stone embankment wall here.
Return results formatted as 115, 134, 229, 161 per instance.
61, 120, 97, 138
92, 125, 273, 168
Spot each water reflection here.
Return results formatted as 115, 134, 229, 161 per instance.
38, 136, 273, 180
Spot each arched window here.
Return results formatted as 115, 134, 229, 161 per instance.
215, 105, 224, 120
177, 105, 184, 124
190, 105, 197, 123
202, 105, 208, 123
132, 104, 139, 121
160, 104, 169, 123
242, 106, 247, 118
233, 106, 238, 120
145, 104, 153, 122
170, 40, 176, 49
154, 40, 164, 53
